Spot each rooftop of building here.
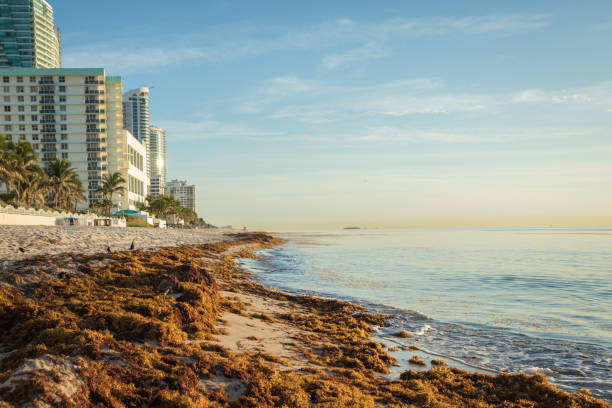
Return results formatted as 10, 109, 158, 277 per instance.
0, 67, 105, 76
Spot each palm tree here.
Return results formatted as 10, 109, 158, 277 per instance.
45, 158, 86, 211
97, 172, 126, 200
0, 139, 38, 197
15, 167, 48, 208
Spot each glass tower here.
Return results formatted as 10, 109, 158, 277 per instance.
0, 0, 61, 68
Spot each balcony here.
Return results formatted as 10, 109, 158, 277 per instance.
40, 99, 55, 104
40, 119, 56, 123
86, 137, 105, 143
87, 156, 103, 162
38, 79, 55, 84
41, 147, 57, 152
85, 89, 104, 95
39, 90, 55, 95
41, 156, 57, 162
41, 128, 56, 133
40, 109, 55, 114
41, 138, 56, 143
85, 109, 105, 114
84, 79, 103, 85
86, 147, 106, 152
86, 119, 105, 124
88, 175, 102, 181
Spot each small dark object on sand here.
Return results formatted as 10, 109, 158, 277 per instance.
18, 247, 25, 253
129, 240, 135, 251
106, 246, 112, 253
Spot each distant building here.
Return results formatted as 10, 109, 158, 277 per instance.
150, 174, 164, 197
0, 0, 61, 68
165, 179, 196, 212
122, 87, 150, 176
149, 125, 166, 190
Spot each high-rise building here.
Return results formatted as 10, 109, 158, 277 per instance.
122, 87, 150, 177
150, 174, 164, 197
0, 68, 148, 209
0, 0, 61, 68
106, 77, 149, 210
149, 125, 166, 192
165, 179, 196, 212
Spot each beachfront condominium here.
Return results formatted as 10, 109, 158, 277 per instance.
0, 68, 149, 209
0, 0, 61, 68
106, 77, 149, 210
165, 179, 196, 212
122, 87, 150, 178
149, 125, 166, 195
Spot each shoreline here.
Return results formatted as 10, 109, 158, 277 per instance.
0, 232, 609, 407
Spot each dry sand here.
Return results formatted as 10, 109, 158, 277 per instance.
0, 225, 237, 262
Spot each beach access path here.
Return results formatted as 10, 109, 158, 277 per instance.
0, 225, 236, 262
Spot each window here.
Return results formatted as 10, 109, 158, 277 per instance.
3, 125, 11, 131
18, 125, 25, 131
60, 105, 66, 111
16, 86, 23, 93
4, 115, 10, 121
30, 86, 37, 92
61, 134, 67, 140
33, 144, 39, 150
3, 96, 9, 102
31, 115, 37, 121
2, 77, 8, 83
59, 76, 65, 83
16, 76, 23, 83
61, 143, 68, 150
30, 106, 37, 112
30, 96, 37, 102
59, 86, 66, 92
60, 124, 67, 131
17, 106, 24, 112
59, 96, 66, 102
17, 96, 23, 102
18, 115, 25, 121
32, 125, 38, 131
3, 106, 9, 112
60, 115, 66, 121
3, 86, 8, 92
32, 134, 38, 140
29, 76, 36, 83
62, 153, 68, 159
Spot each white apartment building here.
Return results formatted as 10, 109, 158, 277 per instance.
150, 174, 164, 197
0, 68, 148, 209
165, 179, 196, 212
122, 87, 150, 177
148, 125, 166, 191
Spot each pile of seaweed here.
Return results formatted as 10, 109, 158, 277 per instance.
0, 232, 609, 407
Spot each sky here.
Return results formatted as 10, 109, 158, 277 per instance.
56, 0, 612, 229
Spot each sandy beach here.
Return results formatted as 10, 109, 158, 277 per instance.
0, 225, 236, 262
0, 231, 609, 407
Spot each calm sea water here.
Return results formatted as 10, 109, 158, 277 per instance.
240, 228, 612, 400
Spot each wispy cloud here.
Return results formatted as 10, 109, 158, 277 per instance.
155, 119, 281, 141
321, 42, 390, 71
62, 14, 552, 73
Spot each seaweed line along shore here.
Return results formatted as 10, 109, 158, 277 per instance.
0, 231, 609, 407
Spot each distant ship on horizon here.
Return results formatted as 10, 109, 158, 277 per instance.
343, 226, 361, 230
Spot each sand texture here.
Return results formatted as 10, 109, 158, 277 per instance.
0, 225, 235, 262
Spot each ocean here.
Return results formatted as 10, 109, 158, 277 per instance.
239, 228, 612, 400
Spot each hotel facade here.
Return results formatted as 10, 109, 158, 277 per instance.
165, 179, 196, 212
0, 68, 149, 209
0, 0, 61, 68
148, 125, 166, 196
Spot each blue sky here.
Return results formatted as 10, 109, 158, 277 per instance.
57, 1, 612, 228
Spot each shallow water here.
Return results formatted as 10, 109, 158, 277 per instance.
240, 228, 612, 400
